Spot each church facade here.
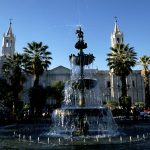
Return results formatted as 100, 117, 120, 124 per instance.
0, 20, 147, 104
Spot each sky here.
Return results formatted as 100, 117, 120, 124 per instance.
0, 0, 150, 70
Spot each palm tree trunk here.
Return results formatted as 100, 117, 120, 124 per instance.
120, 76, 127, 97
34, 75, 39, 87
12, 88, 19, 117
144, 75, 150, 107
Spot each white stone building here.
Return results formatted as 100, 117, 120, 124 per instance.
0, 20, 148, 104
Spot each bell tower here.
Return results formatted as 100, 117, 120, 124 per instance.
111, 17, 124, 48
110, 17, 124, 101
1, 20, 15, 56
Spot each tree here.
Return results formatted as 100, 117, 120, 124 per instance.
0, 78, 12, 111
2, 53, 26, 114
29, 85, 47, 116
46, 81, 65, 108
23, 42, 52, 115
139, 55, 150, 107
107, 43, 137, 97
106, 100, 118, 110
51, 81, 65, 103
119, 96, 132, 110
23, 41, 52, 87
119, 96, 132, 118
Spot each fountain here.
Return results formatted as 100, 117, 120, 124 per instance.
51, 27, 118, 137
1, 27, 150, 149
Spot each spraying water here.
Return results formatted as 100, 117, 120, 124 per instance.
50, 27, 118, 137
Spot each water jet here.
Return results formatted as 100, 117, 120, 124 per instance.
50, 27, 118, 137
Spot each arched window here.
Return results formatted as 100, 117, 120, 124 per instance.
10, 40, 13, 47
107, 81, 111, 88
132, 80, 135, 87
117, 38, 120, 43
6, 40, 9, 47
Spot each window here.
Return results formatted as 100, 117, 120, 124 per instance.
107, 81, 111, 88
132, 80, 135, 87
10, 40, 13, 46
117, 38, 120, 43
6, 40, 9, 47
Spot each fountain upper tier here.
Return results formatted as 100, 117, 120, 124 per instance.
75, 26, 87, 50
69, 54, 95, 66
70, 27, 95, 66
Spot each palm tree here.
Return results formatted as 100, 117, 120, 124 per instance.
23, 41, 52, 87
139, 55, 150, 107
106, 43, 137, 97
23, 42, 52, 116
2, 53, 26, 114
0, 78, 12, 110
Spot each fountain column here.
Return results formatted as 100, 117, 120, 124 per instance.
75, 27, 87, 107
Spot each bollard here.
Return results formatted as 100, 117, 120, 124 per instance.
47, 137, 49, 144
96, 136, 99, 142
147, 133, 149, 137
23, 135, 25, 141
83, 138, 86, 143
18, 134, 21, 141
37, 137, 40, 143
58, 138, 61, 144
29, 135, 31, 142
129, 136, 132, 142
137, 135, 139, 141
109, 137, 111, 143
120, 136, 122, 143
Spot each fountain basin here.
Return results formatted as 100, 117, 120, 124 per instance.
71, 78, 97, 89
52, 107, 118, 137
1, 121, 150, 149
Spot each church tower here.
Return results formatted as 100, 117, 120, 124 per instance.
111, 17, 124, 47
110, 17, 124, 101
1, 20, 15, 56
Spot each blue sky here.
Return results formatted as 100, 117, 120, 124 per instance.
0, 0, 150, 70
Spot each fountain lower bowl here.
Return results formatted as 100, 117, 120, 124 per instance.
51, 107, 118, 137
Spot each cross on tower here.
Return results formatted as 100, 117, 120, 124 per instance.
9, 18, 12, 25
114, 16, 118, 23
